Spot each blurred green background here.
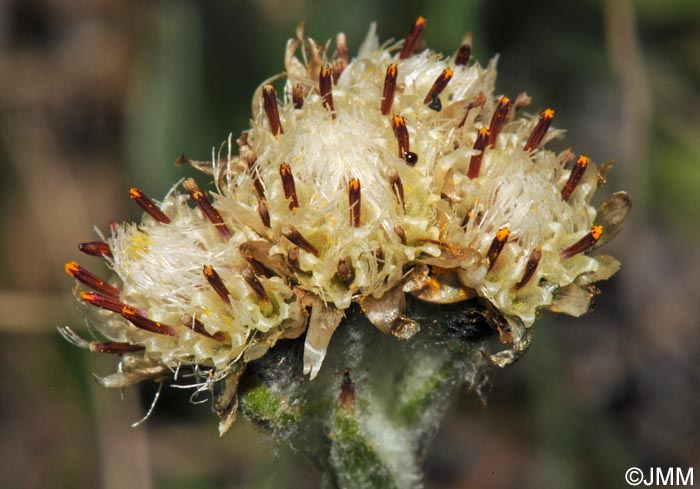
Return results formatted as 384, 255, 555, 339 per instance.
1, 0, 699, 488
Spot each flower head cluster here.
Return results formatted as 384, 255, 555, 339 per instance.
62, 18, 629, 425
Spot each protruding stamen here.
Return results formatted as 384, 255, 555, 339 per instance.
65, 261, 120, 298
458, 91, 487, 128
183, 179, 232, 240
287, 246, 301, 272
203, 265, 231, 305
467, 128, 491, 179
524, 108, 554, 152
391, 115, 417, 164
387, 168, 405, 211
337, 258, 354, 284
281, 225, 320, 257
488, 96, 513, 147
487, 227, 510, 270
561, 155, 590, 201
319, 65, 335, 113
400, 16, 427, 60
262, 84, 284, 136
514, 249, 542, 290
257, 198, 271, 228
242, 268, 270, 305
461, 211, 474, 228
560, 226, 603, 259
129, 188, 171, 224
423, 68, 454, 105
121, 306, 178, 336
79, 241, 112, 258
241, 247, 275, 278
80, 291, 127, 314
279, 163, 300, 210
373, 247, 385, 263
292, 83, 304, 109
349, 178, 361, 227
455, 42, 471, 65
89, 342, 144, 354
381, 64, 398, 115
185, 317, 226, 342
393, 224, 407, 245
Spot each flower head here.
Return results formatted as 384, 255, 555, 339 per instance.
62, 18, 630, 429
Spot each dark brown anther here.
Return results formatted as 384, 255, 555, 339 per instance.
514, 249, 542, 290
487, 227, 510, 270
488, 96, 513, 147
292, 83, 304, 109
183, 178, 232, 240
348, 178, 361, 227
78, 241, 112, 258
455, 43, 471, 66
373, 247, 385, 263
121, 306, 178, 336
458, 91, 487, 128
380, 64, 398, 115
461, 211, 474, 228
185, 317, 226, 341
281, 225, 320, 257
560, 226, 603, 259
561, 155, 589, 201
524, 108, 554, 152
242, 268, 270, 304
287, 246, 301, 272
241, 154, 265, 199
338, 368, 356, 410
80, 291, 128, 314
393, 224, 407, 245
257, 198, 271, 228
467, 128, 491, 179
240, 246, 274, 278
337, 258, 354, 284
89, 342, 144, 354
129, 188, 171, 224
262, 84, 284, 136
391, 115, 416, 164
279, 163, 300, 210
400, 16, 427, 60
65, 261, 120, 298
203, 265, 231, 305
423, 68, 454, 105
319, 65, 335, 114
387, 168, 405, 211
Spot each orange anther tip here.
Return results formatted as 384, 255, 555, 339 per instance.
65, 261, 79, 275
591, 225, 603, 240
543, 108, 555, 119
496, 228, 510, 241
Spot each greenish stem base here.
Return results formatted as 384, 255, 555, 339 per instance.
238, 300, 496, 489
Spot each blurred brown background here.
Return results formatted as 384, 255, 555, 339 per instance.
1, 0, 699, 488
